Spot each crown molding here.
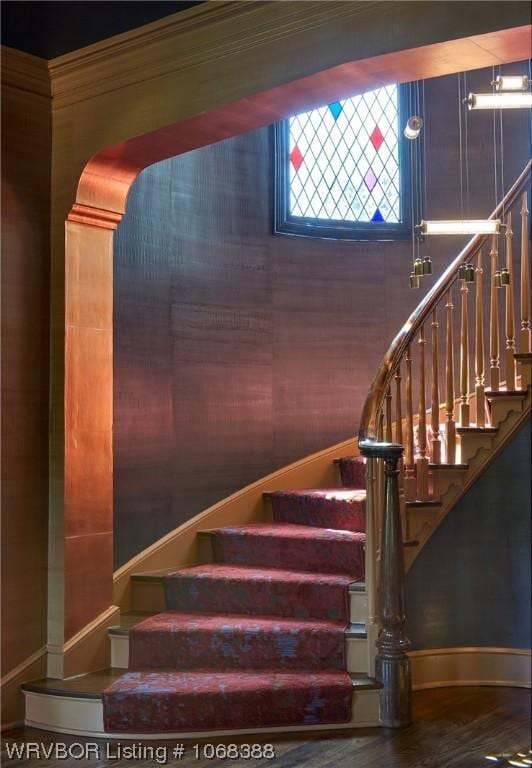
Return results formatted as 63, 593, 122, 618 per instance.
1, 45, 51, 98
46, 0, 379, 108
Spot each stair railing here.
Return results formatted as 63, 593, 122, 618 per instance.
359, 159, 531, 727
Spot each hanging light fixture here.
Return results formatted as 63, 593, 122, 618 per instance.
492, 74, 529, 92
422, 255, 432, 275
494, 269, 503, 288
420, 219, 501, 236
465, 91, 532, 110
409, 271, 420, 289
404, 115, 423, 140
500, 266, 511, 285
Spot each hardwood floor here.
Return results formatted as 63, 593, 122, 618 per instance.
1, 688, 530, 768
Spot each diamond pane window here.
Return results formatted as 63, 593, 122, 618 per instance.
274, 83, 420, 240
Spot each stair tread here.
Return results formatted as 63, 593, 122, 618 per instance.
485, 389, 527, 398
457, 425, 498, 433
22, 669, 125, 699
130, 610, 350, 632
167, 562, 358, 585
429, 463, 468, 469
22, 670, 381, 699
265, 488, 366, 500
205, 523, 365, 542
405, 500, 442, 508
116, 615, 369, 638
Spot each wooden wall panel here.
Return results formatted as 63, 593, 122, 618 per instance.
114, 62, 529, 566
1, 70, 51, 719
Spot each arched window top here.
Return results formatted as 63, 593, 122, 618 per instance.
274, 83, 420, 241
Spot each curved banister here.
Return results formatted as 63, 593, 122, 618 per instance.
359, 159, 532, 442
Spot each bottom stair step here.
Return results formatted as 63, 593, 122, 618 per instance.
23, 670, 381, 737
103, 670, 354, 733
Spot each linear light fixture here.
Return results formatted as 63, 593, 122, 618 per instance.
493, 74, 529, 91
465, 92, 532, 110
420, 219, 501, 236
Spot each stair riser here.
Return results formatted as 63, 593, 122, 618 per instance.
270, 496, 365, 533
429, 469, 467, 499
165, 575, 351, 622
23, 688, 381, 738
132, 581, 368, 623
459, 434, 495, 464
110, 633, 369, 675
211, 533, 364, 577
488, 397, 524, 428
336, 459, 366, 490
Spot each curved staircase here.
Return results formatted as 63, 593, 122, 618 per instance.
24, 460, 383, 736
21, 163, 531, 736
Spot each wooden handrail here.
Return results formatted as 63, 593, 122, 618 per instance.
359, 160, 531, 443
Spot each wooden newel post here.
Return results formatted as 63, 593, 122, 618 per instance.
359, 440, 411, 728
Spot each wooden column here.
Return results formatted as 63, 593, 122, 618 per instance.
445, 289, 456, 463
404, 344, 416, 500
416, 325, 429, 498
490, 235, 501, 392
359, 441, 411, 728
459, 280, 470, 426
504, 212, 517, 389
520, 191, 531, 354
430, 308, 442, 462
364, 455, 378, 678
475, 250, 486, 427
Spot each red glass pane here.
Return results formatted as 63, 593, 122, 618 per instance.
290, 145, 304, 172
370, 125, 384, 151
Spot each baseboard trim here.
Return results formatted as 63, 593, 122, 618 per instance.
47, 605, 120, 679
1, 648, 47, 727
410, 647, 531, 690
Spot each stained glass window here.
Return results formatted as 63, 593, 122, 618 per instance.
274, 83, 418, 240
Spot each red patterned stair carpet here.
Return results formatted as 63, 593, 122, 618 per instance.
103, 457, 366, 733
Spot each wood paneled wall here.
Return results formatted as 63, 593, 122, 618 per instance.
1, 55, 51, 721
114, 63, 530, 566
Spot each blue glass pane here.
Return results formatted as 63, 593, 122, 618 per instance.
371, 208, 384, 222
328, 101, 343, 120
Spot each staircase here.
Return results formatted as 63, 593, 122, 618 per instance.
22, 163, 531, 736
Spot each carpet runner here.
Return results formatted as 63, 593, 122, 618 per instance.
103, 457, 366, 733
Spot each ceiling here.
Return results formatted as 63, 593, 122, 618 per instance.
1, 1, 203, 59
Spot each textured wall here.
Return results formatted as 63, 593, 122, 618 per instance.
406, 419, 531, 650
114, 62, 530, 566
1, 73, 51, 717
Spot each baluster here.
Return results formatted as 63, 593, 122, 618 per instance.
520, 191, 531, 353
490, 235, 500, 392
475, 250, 486, 427
459, 279, 470, 426
430, 308, 442, 463
376, 411, 385, 539
385, 387, 393, 443
394, 365, 403, 447
505, 212, 517, 389
445, 288, 456, 463
404, 344, 416, 500
416, 324, 429, 498
394, 365, 406, 531
364, 455, 378, 678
